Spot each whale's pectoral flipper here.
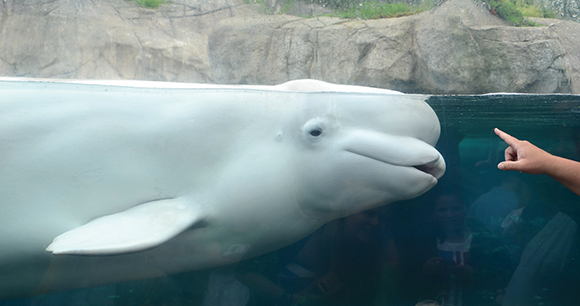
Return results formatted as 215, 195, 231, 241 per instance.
46, 198, 204, 255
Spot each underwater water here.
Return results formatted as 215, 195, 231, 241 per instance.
2, 94, 580, 306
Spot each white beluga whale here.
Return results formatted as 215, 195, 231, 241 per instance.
0, 78, 445, 300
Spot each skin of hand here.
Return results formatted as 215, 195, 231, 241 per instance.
494, 128, 554, 174
495, 128, 580, 196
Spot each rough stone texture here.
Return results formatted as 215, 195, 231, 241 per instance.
209, 0, 576, 93
412, 0, 570, 93
263, 0, 333, 15
0, 0, 249, 82
542, 18, 580, 93
0, 0, 579, 93
535, 0, 580, 23
208, 15, 420, 90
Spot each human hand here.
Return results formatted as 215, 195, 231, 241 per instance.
494, 128, 554, 174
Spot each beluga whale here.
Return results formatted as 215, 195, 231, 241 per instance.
0, 78, 445, 300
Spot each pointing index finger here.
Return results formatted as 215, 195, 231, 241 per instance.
494, 128, 520, 147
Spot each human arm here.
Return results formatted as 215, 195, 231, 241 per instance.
494, 128, 580, 196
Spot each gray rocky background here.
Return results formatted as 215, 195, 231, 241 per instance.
0, 0, 579, 94
536, 0, 580, 22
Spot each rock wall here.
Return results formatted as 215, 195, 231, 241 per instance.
536, 0, 580, 23
0, 0, 579, 94
0, 0, 245, 82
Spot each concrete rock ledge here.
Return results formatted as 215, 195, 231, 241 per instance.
0, 0, 579, 93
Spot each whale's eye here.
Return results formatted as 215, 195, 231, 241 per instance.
302, 117, 330, 142
310, 128, 322, 137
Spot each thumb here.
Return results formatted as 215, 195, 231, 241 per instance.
498, 161, 516, 171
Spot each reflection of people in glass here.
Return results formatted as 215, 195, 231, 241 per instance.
235, 209, 386, 306
495, 128, 580, 306
416, 193, 512, 306
495, 128, 580, 196
469, 174, 530, 238
502, 207, 578, 306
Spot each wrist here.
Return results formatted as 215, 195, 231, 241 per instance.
543, 154, 569, 177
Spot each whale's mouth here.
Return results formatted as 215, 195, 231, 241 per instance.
414, 158, 445, 179
343, 130, 445, 179
342, 131, 446, 180
415, 164, 435, 175
348, 148, 445, 180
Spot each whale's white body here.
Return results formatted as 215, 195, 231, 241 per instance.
0, 78, 445, 300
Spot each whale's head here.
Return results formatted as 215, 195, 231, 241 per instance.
286, 83, 445, 219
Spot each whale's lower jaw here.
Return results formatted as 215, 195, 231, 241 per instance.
343, 139, 445, 181
414, 156, 446, 180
